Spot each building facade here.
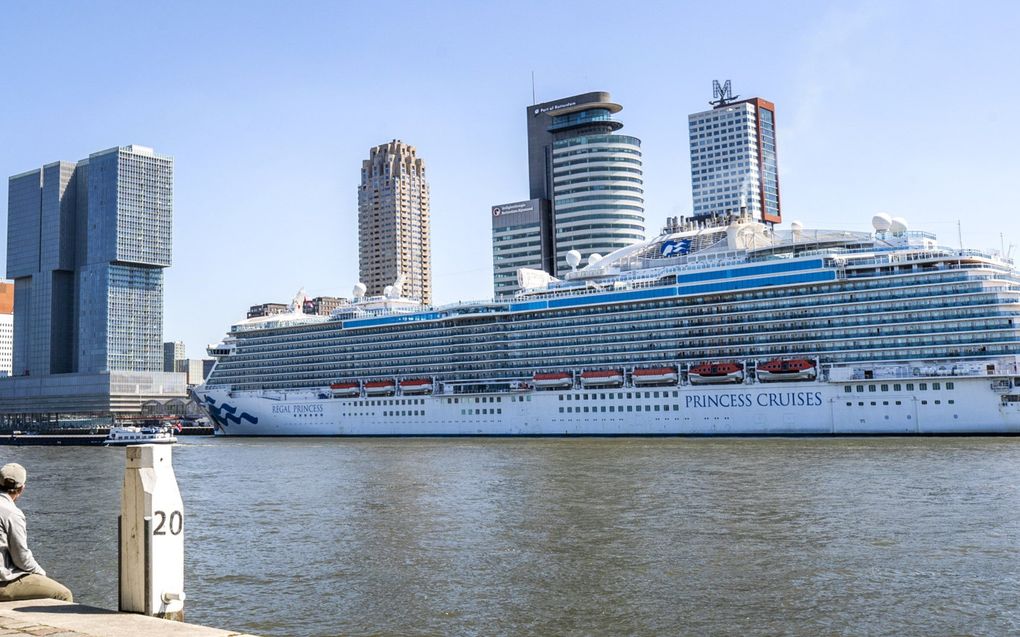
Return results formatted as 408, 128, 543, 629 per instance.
491, 92, 646, 294
688, 92, 781, 224
303, 296, 347, 316
175, 358, 205, 386
358, 140, 431, 304
1, 145, 184, 416
247, 303, 289, 319
0, 281, 12, 377
491, 199, 552, 297
163, 341, 185, 372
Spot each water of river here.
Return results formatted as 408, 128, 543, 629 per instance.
4, 437, 1019, 636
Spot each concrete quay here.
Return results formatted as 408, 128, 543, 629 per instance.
0, 600, 257, 637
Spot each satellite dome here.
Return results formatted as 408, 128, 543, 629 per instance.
587, 253, 603, 266
790, 221, 804, 232
872, 213, 892, 232
383, 285, 395, 298
889, 216, 908, 234
566, 250, 582, 269
353, 282, 367, 299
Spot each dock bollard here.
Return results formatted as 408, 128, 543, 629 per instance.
119, 444, 186, 621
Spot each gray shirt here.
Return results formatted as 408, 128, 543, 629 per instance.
0, 493, 45, 581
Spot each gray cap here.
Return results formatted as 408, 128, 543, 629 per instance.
0, 463, 26, 489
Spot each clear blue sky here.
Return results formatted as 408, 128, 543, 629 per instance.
1, 0, 1018, 358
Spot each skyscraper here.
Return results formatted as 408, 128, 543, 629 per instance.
688, 83, 781, 224
358, 140, 431, 304
0, 145, 184, 417
492, 92, 646, 295
164, 341, 185, 373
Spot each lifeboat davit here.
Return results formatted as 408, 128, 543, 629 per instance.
364, 379, 397, 396
633, 366, 679, 386
532, 372, 572, 389
579, 369, 624, 388
688, 362, 744, 385
756, 359, 817, 382
330, 381, 360, 397
399, 378, 434, 394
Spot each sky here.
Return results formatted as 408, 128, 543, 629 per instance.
1, 0, 1018, 359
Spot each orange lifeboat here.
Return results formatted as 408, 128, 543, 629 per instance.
633, 366, 679, 386
579, 369, 624, 388
364, 379, 397, 396
532, 372, 572, 389
688, 362, 744, 385
330, 381, 360, 397
399, 378, 434, 394
756, 359, 817, 382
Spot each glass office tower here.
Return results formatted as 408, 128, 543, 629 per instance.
1, 145, 182, 417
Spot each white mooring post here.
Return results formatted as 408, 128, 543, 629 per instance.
119, 444, 186, 621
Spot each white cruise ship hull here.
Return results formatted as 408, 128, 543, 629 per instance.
196, 375, 1020, 436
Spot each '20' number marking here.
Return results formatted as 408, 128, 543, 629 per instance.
153, 510, 183, 536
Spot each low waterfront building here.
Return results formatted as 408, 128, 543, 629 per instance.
247, 302, 288, 319
303, 296, 347, 315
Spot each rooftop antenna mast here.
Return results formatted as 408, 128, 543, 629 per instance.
710, 80, 739, 107
531, 71, 536, 104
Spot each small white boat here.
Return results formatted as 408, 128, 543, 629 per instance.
105, 425, 178, 446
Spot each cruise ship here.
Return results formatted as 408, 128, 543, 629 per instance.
195, 213, 1020, 435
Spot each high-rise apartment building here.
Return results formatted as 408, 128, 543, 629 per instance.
492, 92, 645, 295
688, 84, 781, 224
358, 140, 431, 304
0, 145, 185, 416
164, 341, 185, 373
0, 281, 12, 377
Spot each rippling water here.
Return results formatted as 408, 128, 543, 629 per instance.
5, 437, 1020, 636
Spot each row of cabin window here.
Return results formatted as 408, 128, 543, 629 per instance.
560, 404, 679, 413
561, 391, 681, 401
844, 382, 955, 393
846, 399, 955, 406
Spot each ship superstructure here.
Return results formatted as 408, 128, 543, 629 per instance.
196, 214, 1020, 435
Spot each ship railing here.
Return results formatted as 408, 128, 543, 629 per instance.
827, 360, 1015, 382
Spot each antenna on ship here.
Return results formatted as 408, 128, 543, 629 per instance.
710, 80, 738, 108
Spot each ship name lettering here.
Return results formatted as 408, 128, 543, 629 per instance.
271, 404, 325, 414
685, 392, 823, 409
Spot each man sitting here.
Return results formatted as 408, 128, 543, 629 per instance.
0, 463, 73, 602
